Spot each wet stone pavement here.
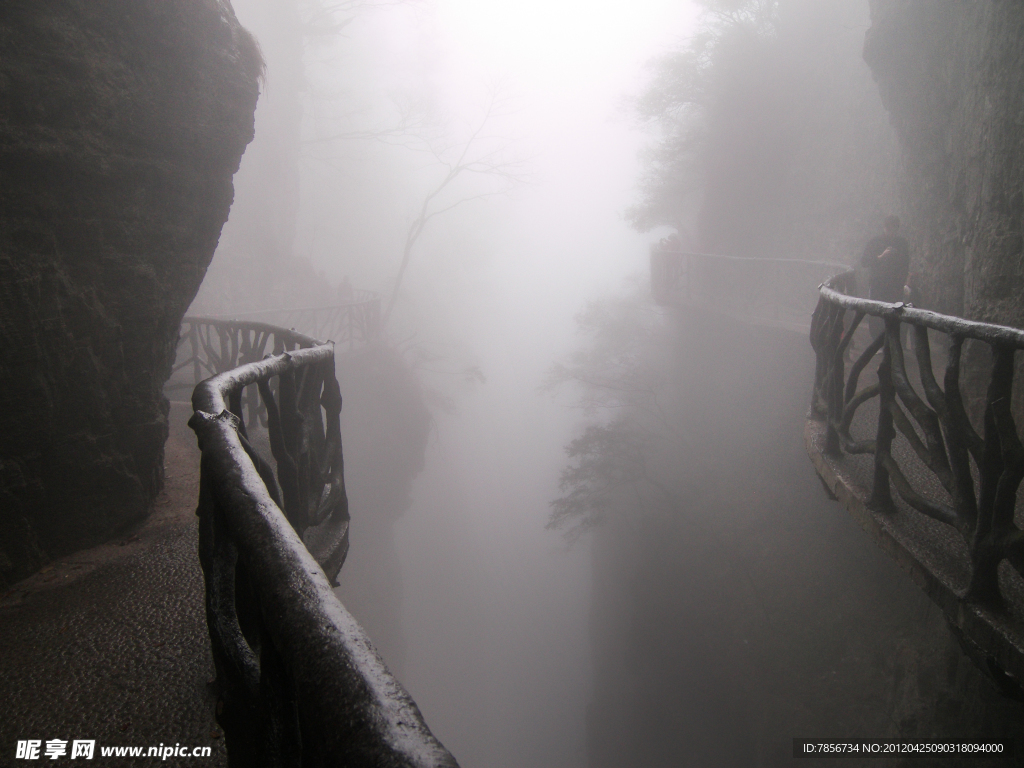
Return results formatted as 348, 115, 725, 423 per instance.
0, 403, 226, 767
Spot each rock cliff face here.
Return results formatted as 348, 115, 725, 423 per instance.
865, 1, 1024, 325
0, 1, 261, 587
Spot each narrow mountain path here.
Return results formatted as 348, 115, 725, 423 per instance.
0, 402, 226, 766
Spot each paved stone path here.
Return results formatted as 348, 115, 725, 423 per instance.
0, 402, 226, 766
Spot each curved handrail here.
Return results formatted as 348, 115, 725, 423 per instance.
810, 268, 1024, 619
170, 292, 382, 398
190, 340, 458, 767
182, 317, 322, 344
818, 284, 1024, 347
169, 317, 320, 395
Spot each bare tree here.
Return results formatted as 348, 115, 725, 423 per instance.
380, 88, 526, 324
294, 10, 526, 324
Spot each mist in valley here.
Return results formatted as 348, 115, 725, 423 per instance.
191, 1, 697, 765
187, 0, 1023, 765
10, 1, 1024, 764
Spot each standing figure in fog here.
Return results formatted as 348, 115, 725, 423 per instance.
861, 214, 910, 338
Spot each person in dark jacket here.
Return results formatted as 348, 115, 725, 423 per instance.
861, 214, 910, 337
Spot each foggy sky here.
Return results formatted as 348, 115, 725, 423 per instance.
201, 1, 700, 765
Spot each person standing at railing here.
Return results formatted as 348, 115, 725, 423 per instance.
860, 214, 910, 338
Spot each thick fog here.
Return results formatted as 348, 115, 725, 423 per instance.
188, 0, 996, 765
191, 2, 697, 766
10, 0, 1024, 764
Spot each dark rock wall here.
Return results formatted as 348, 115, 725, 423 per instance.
0, 1, 261, 587
865, 1, 1024, 325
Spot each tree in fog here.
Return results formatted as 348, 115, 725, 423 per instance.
627, 0, 895, 261
627, 0, 778, 237
380, 88, 526, 323
551, 0, 895, 543
562, 5, 922, 765
546, 287, 694, 541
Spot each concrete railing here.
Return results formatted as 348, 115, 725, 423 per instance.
167, 292, 380, 399
184, 290, 381, 356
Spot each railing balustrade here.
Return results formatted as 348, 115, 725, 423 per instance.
170, 318, 320, 399
650, 245, 1024, 689
169, 292, 381, 408
168, 293, 381, 398
810, 271, 1024, 619
189, 335, 458, 767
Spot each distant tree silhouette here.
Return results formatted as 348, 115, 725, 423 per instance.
627, 0, 896, 262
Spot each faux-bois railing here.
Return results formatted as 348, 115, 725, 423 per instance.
168, 291, 381, 396
649, 246, 1024, 689
809, 271, 1024, 690
187, 291, 381, 353
188, 330, 458, 766
810, 272, 1024, 609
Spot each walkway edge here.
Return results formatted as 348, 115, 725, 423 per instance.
804, 417, 1024, 691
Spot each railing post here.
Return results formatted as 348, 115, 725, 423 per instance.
808, 295, 830, 421
966, 344, 1021, 609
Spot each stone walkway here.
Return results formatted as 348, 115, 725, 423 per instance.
0, 402, 226, 766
